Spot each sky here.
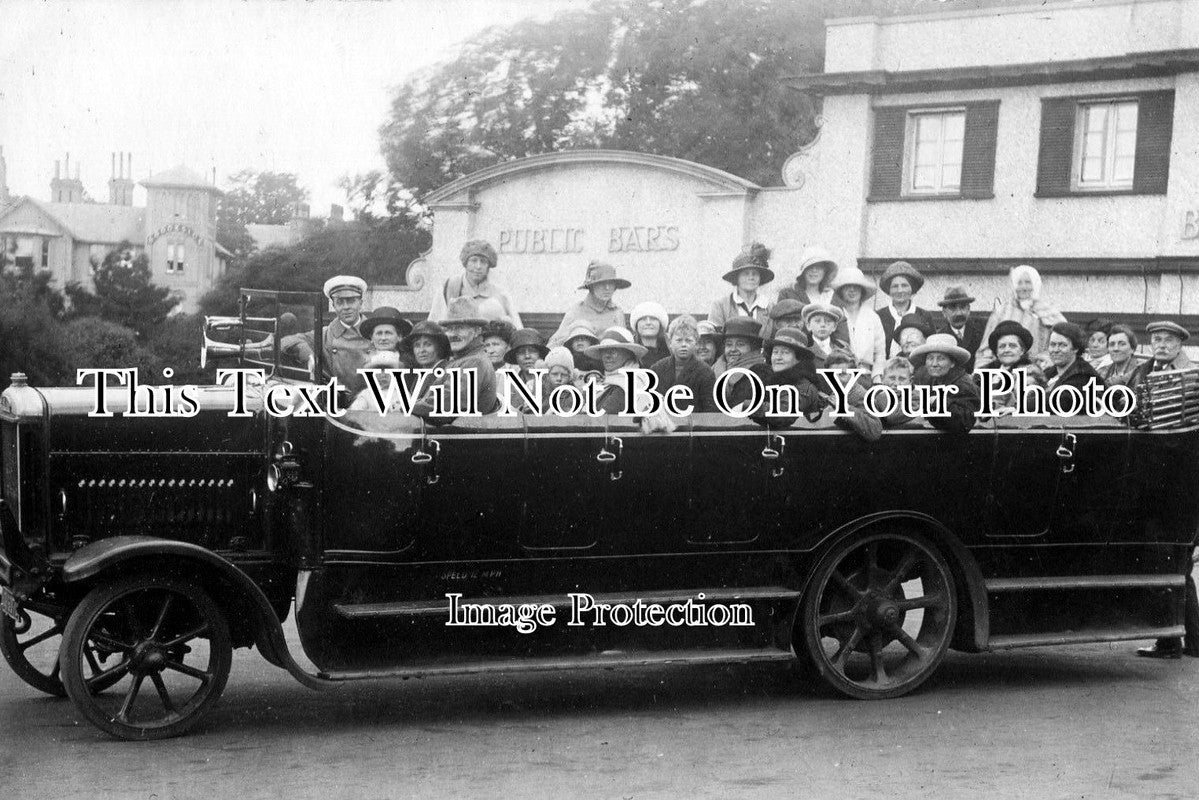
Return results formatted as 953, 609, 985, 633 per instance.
0, 0, 591, 213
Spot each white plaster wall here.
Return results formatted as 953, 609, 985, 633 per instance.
826, 0, 1199, 74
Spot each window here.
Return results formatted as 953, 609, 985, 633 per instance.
166, 242, 185, 274
1036, 91, 1174, 197
869, 102, 999, 201
906, 109, 965, 195
40, 238, 49, 268
1073, 100, 1137, 191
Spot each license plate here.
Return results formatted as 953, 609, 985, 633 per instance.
0, 586, 19, 622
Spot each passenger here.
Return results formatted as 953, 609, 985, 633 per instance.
894, 313, 934, 359
761, 327, 822, 416
975, 319, 1043, 413
902, 333, 981, 433
831, 267, 887, 383
544, 347, 576, 390
882, 356, 913, 389
649, 314, 716, 413
801, 302, 849, 369
1083, 318, 1114, 372
547, 262, 629, 348
562, 324, 602, 374
500, 328, 550, 412
778, 246, 837, 306
348, 351, 403, 412
428, 239, 522, 328
695, 321, 723, 369
358, 306, 413, 357
716, 317, 772, 412
629, 301, 671, 368
281, 275, 373, 388
817, 348, 883, 441
1043, 322, 1103, 394
708, 243, 774, 329
581, 327, 651, 415
763, 298, 806, 341
936, 286, 984, 371
976, 264, 1066, 367
401, 320, 451, 370
1131, 321, 1193, 385
877, 261, 935, 356
411, 298, 498, 417
1100, 324, 1141, 388
481, 320, 516, 370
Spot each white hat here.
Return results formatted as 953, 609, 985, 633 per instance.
323, 275, 367, 299
545, 346, 575, 372
583, 327, 648, 360
629, 301, 669, 332
831, 267, 877, 300
910, 333, 970, 367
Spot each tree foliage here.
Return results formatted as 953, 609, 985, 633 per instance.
66, 243, 179, 338
0, 264, 72, 388
216, 170, 309, 261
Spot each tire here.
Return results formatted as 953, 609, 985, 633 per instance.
800, 530, 957, 700
1, 608, 68, 697
60, 576, 233, 740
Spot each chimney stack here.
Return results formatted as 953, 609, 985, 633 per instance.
108, 150, 135, 206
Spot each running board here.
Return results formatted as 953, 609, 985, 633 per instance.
318, 647, 797, 682
987, 626, 1184, 650
334, 586, 801, 620
985, 575, 1184, 593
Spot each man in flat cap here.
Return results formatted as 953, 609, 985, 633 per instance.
1131, 320, 1199, 659
282, 275, 375, 389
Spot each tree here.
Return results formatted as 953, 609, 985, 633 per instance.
0, 263, 72, 389
216, 170, 309, 261
63, 317, 161, 378
66, 243, 179, 338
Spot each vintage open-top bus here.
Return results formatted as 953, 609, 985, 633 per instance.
1, 290, 1195, 739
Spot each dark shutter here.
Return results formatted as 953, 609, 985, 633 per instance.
1035, 97, 1075, 197
868, 106, 907, 200
1133, 90, 1174, 195
961, 101, 1000, 198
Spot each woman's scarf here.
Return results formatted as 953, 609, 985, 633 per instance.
721, 350, 766, 387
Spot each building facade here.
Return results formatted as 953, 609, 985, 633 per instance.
380, 0, 1199, 335
0, 156, 230, 313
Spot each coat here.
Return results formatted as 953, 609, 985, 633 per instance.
1044, 357, 1103, 393
428, 274, 522, 328
719, 362, 773, 411
280, 316, 373, 390
976, 298, 1066, 366
879, 305, 936, 351
750, 361, 823, 426
937, 318, 986, 372
839, 304, 887, 380
649, 355, 717, 413
412, 337, 498, 418
890, 366, 980, 433
547, 297, 626, 349
707, 291, 772, 330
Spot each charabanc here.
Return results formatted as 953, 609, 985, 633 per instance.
1, 290, 1195, 739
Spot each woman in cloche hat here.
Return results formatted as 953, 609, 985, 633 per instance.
547, 261, 631, 348
831, 266, 887, 383
708, 243, 774, 329
429, 239, 523, 328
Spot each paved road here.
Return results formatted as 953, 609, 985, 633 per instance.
1, 621, 1196, 800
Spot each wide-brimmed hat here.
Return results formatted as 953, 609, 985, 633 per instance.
401, 320, 451, 359
563, 324, 600, 346
442, 296, 488, 327
358, 306, 413, 339
481, 319, 516, 344
987, 320, 1034, 355
895, 312, 934, 340
629, 301, 669, 332
460, 239, 497, 269
323, 275, 367, 299
910, 333, 970, 367
583, 327, 648, 360
504, 328, 550, 363
722, 243, 775, 285
721, 317, 763, 345
937, 285, 975, 307
879, 261, 925, 295
769, 299, 806, 321
1145, 320, 1190, 342
696, 320, 723, 344
797, 247, 838, 283
831, 267, 877, 300
579, 261, 631, 290
764, 327, 816, 361
1051, 321, 1088, 354
801, 301, 845, 327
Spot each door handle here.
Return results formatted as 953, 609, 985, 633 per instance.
762, 433, 785, 478
1056, 432, 1076, 474
597, 436, 623, 481
411, 439, 441, 484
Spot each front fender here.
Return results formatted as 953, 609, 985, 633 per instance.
61, 536, 332, 690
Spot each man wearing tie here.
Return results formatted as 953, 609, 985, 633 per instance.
935, 285, 985, 372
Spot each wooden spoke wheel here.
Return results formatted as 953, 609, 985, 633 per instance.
801, 531, 957, 700
60, 577, 232, 740
1, 605, 69, 697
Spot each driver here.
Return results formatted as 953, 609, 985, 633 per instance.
281, 275, 374, 389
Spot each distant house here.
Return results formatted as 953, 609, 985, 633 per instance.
0, 153, 231, 313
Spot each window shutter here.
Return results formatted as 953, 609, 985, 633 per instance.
868, 107, 906, 200
1133, 90, 1174, 195
1035, 97, 1075, 197
961, 101, 999, 198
